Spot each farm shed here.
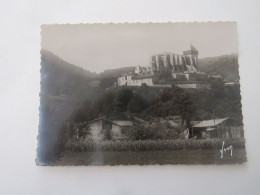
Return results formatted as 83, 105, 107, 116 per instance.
74, 117, 133, 142
191, 118, 243, 139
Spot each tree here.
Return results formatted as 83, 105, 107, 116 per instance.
128, 94, 146, 113
115, 87, 133, 110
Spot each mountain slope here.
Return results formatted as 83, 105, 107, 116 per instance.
38, 50, 99, 164
99, 66, 136, 79
40, 49, 98, 97
198, 54, 239, 81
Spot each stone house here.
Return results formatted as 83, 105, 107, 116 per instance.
75, 117, 133, 142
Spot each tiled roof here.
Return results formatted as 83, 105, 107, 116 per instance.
77, 118, 133, 127
111, 121, 133, 126
77, 117, 104, 126
193, 118, 229, 128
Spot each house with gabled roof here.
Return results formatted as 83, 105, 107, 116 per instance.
74, 117, 133, 142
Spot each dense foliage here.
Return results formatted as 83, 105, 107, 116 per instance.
198, 54, 239, 81
67, 79, 242, 125
121, 122, 183, 140
189, 78, 243, 124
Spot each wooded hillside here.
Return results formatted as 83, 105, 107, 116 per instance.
198, 54, 239, 81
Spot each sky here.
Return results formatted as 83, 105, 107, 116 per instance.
41, 22, 238, 73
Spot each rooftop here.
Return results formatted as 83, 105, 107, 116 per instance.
193, 118, 229, 128
76, 117, 133, 127
112, 121, 133, 126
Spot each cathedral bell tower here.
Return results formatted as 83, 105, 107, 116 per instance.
183, 44, 199, 71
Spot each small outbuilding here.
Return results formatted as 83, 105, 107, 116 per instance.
74, 117, 133, 142
191, 118, 243, 139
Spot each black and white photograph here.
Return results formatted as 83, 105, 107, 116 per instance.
37, 22, 246, 166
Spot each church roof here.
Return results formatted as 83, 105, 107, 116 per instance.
183, 44, 198, 55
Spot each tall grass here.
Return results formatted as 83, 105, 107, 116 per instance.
66, 138, 245, 152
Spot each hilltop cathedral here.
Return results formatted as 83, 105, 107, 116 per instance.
150, 44, 198, 74
117, 44, 209, 89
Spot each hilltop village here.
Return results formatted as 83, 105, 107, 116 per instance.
68, 45, 243, 143
57, 45, 243, 144
39, 48, 244, 165
116, 44, 211, 89
40, 49, 243, 144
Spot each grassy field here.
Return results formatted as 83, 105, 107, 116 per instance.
65, 138, 245, 152
53, 148, 247, 166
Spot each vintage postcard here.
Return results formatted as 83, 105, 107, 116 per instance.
37, 22, 246, 166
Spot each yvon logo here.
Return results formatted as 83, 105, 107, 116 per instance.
220, 141, 233, 159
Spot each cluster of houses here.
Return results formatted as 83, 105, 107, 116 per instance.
116, 44, 210, 89
72, 116, 243, 143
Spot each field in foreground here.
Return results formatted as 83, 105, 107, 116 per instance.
53, 149, 247, 166
66, 139, 245, 151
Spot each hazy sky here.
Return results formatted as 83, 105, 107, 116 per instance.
41, 22, 238, 73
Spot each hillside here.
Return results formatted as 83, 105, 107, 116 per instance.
40, 49, 98, 98
38, 50, 135, 164
198, 54, 239, 81
66, 79, 242, 126
99, 66, 136, 79
38, 50, 100, 164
